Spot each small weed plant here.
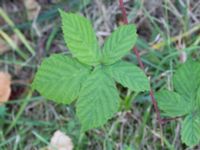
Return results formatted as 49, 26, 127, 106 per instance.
32, 9, 200, 147
32, 10, 149, 131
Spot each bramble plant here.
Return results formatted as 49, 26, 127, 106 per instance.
32, 10, 150, 131
155, 60, 200, 147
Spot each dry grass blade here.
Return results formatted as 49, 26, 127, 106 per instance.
0, 37, 10, 54
0, 34, 20, 54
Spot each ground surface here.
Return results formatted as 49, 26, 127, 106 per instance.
0, 0, 200, 150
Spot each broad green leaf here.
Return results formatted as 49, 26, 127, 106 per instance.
105, 61, 149, 92
32, 54, 90, 104
155, 90, 190, 117
59, 10, 100, 65
102, 24, 137, 64
196, 86, 200, 108
173, 61, 200, 103
77, 68, 120, 131
181, 114, 200, 147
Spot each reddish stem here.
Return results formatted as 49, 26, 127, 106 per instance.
133, 47, 144, 69
118, 0, 163, 125
161, 116, 182, 124
119, 0, 128, 24
149, 89, 163, 124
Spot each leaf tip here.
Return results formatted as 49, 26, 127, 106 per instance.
58, 8, 64, 16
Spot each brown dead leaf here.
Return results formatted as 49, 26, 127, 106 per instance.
0, 72, 11, 104
23, 0, 41, 20
48, 130, 73, 150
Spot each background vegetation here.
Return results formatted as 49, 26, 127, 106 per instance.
0, 0, 200, 149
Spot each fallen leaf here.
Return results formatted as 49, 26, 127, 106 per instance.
48, 130, 73, 150
0, 72, 11, 104
23, 0, 41, 20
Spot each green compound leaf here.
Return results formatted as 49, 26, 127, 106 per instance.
102, 24, 137, 65
59, 10, 100, 65
105, 60, 149, 92
181, 114, 200, 147
155, 90, 190, 117
155, 61, 200, 147
32, 54, 91, 104
196, 86, 200, 108
77, 68, 120, 131
173, 60, 200, 104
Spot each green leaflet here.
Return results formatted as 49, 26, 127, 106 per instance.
59, 10, 100, 65
77, 68, 120, 131
32, 54, 91, 104
173, 60, 200, 103
181, 114, 200, 147
196, 86, 200, 108
155, 90, 190, 117
102, 24, 137, 65
105, 60, 149, 92
155, 60, 200, 147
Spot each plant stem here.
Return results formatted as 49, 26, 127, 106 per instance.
118, 0, 162, 125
